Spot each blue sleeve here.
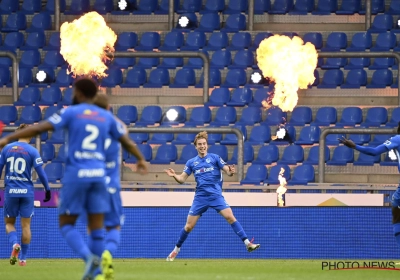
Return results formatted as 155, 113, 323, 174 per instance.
355, 144, 388, 156
183, 160, 192, 176
383, 136, 400, 150
47, 107, 71, 130
109, 115, 126, 141
35, 165, 50, 191
31, 148, 44, 168
215, 154, 227, 170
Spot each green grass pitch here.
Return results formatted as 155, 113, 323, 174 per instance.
1, 259, 400, 280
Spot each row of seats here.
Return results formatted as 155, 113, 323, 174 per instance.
0, 12, 52, 32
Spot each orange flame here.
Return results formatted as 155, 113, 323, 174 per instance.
60, 12, 117, 78
256, 35, 318, 112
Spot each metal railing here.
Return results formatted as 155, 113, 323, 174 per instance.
113, 51, 210, 103
55, 0, 60, 31
126, 127, 245, 181
0, 52, 18, 102
365, 0, 372, 30
318, 52, 400, 105
318, 127, 398, 183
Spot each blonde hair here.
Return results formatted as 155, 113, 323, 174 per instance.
194, 131, 208, 145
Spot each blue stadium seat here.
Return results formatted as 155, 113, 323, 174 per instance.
44, 163, 64, 183
369, 14, 394, 33
155, 0, 178, 14
43, 105, 61, 120
288, 106, 312, 125
237, 107, 262, 126
222, 14, 246, 32
211, 107, 237, 126
120, 67, 147, 87
221, 125, 247, 145
380, 152, 398, 166
289, 164, 315, 185
353, 149, 381, 166
137, 57, 159, 69
0, 67, 10, 86
278, 145, 304, 165
170, 68, 195, 88
40, 51, 65, 69
369, 58, 395, 70
129, 130, 149, 144
64, 0, 90, 15
326, 128, 345, 145
117, 105, 137, 125
186, 106, 212, 126
16, 68, 32, 87
101, 67, 123, 87
198, 13, 221, 32
253, 145, 279, 164
222, 69, 246, 88
371, 32, 396, 51
143, 68, 170, 88
225, 0, 248, 14
184, 50, 208, 69
210, 50, 232, 69
93, 0, 113, 14
16, 106, 41, 125
159, 32, 184, 51
0, 105, 17, 124
295, 125, 320, 145
150, 144, 178, 164
269, 125, 296, 145
321, 58, 347, 69
240, 164, 267, 185
289, 0, 314, 15
21, 31, 45, 51
336, 0, 361, 15
204, 32, 229, 51
44, 32, 61, 50
172, 125, 196, 145
229, 50, 254, 69
134, 0, 157, 14
40, 143, 55, 163
359, 0, 384, 14
135, 32, 160, 51
162, 106, 186, 124
54, 69, 74, 87
58, 88, 73, 106
387, 107, 400, 127
317, 69, 344, 88
327, 146, 354, 165
347, 32, 372, 52
208, 145, 228, 162
181, 31, 206, 51
344, 57, 370, 69
0, 32, 23, 51
338, 107, 363, 126
176, 144, 197, 164
200, 0, 224, 14
387, 0, 400, 15
136, 105, 162, 126
177, 0, 202, 13
0, 0, 18, 14
174, 13, 198, 32
196, 68, 221, 88
366, 69, 393, 88
341, 69, 367, 89
148, 126, 175, 144
262, 107, 287, 125
269, 0, 294, 14
227, 88, 253, 107
45, 0, 66, 13
228, 142, 254, 165
312, 0, 337, 15
26, 12, 51, 32
348, 126, 371, 145
112, 57, 136, 68
302, 32, 323, 49
362, 107, 388, 127
126, 144, 153, 163
248, 88, 269, 107
370, 133, 395, 146
207, 125, 222, 144
227, 32, 251, 51
250, 32, 273, 51
14, 87, 40, 106
321, 32, 347, 51
37, 86, 62, 106
19, 50, 41, 68
304, 145, 330, 165
115, 32, 137, 51
265, 164, 291, 185
255, 0, 271, 14
53, 145, 66, 163
247, 125, 271, 145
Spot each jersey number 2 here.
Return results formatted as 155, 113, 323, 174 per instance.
82, 124, 99, 150
7, 157, 26, 174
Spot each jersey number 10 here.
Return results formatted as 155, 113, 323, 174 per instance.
7, 157, 26, 174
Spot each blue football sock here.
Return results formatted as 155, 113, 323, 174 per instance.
230, 221, 248, 242
20, 244, 29, 260
393, 223, 400, 248
105, 228, 120, 256
60, 225, 91, 261
8, 231, 18, 247
176, 228, 190, 248
89, 229, 104, 258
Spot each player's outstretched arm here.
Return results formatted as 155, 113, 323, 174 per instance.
0, 121, 54, 148
35, 166, 51, 202
118, 134, 148, 175
222, 164, 235, 177
164, 168, 188, 184
339, 136, 388, 156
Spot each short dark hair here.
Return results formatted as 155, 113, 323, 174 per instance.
73, 77, 98, 98
93, 94, 109, 110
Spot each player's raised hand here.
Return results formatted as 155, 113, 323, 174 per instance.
228, 164, 236, 174
136, 159, 148, 175
164, 168, 176, 177
338, 136, 356, 149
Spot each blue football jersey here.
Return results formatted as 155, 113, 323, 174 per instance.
0, 142, 43, 197
47, 103, 126, 184
105, 137, 121, 190
183, 153, 226, 197
384, 135, 400, 172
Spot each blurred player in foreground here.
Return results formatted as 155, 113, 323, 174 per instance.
0, 78, 147, 280
164, 131, 260, 261
339, 123, 400, 256
0, 124, 51, 266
